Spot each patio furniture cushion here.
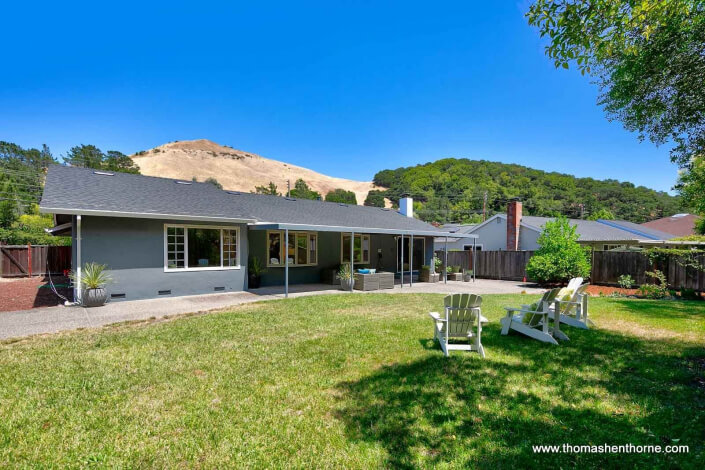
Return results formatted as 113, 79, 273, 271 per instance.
557, 287, 573, 301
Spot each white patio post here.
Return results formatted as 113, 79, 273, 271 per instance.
400, 233, 404, 289
284, 228, 289, 298
410, 234, 413, 287
75, 214, 82, 303
472, 237, 476, 282
349, 231, 354, 292
444, 236, 448, 284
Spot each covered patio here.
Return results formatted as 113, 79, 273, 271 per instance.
249, 222, 479, 297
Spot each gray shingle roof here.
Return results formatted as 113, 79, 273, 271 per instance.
521, 215, 674, 241
40, 165, 444, 234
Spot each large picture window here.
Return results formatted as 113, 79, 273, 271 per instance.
267, 231, 318, 267
164, 225, 240, 271
341, 234, 370, 264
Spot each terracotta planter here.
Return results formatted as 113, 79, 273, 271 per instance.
82, 287, 108, 307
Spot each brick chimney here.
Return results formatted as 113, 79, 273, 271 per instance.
506, 199, 522, 251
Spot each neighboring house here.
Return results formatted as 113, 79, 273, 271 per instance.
433, 223, 479, 251
436, 200, 675, 252
40, 166, 473, 301
641, 213, 701, 237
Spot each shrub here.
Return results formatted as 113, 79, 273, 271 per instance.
325, 189, 357, 205
525, 217, 591, 284
364, 190, 386, 207
679, 287, 701, 301
617, 274, 634, 289
638, 270, 668, 299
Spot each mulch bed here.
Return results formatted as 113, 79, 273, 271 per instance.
0, 276, 72, 312
585, 285, 639, 297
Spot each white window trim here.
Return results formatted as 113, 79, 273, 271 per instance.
463, 243, 483, 251
266, 230, 318, 268
341, 233, 371, 265
163, 224, 241, 272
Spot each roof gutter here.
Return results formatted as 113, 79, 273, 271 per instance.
39, 206, 257, 224
250, 222, 478, 238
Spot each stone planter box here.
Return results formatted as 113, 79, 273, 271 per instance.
447, 272, 463, 281
419, 270, 440, 283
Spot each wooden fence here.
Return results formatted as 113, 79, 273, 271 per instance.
435, 250, 534, 281
0, 245, 72, 278
435, 249, 705, 290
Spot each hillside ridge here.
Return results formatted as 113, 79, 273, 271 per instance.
131, 139, 384, 205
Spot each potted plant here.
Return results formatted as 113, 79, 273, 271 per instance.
248, 256, 266, 289
71, 262, 111, 307
337, 264, 354, 291
463, 269, 473, 282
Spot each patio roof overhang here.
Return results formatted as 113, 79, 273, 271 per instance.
248, 222, 478, 239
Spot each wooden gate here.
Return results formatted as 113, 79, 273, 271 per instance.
0, 245, 72, 278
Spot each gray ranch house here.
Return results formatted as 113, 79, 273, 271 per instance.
40, 165, 474, 301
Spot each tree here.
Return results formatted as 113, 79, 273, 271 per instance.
325, 188, 357, 204
526, 217, 591, 284
205, 177, 223, 189
0, 141, 57, 227
0, 214, 70, 245
104, 150, 140, 174
527, 1, 705, 218
64, 145, 140, 174
289, 179, 320, 200
255, 181, 281, 196
64, 145, 104, 169
587, 208, 616, 220
364, 190, 386, 207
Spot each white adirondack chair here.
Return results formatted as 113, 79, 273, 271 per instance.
566, 277, 584, 292
429, 294, 485, 357
500, 288, 568, 344
554, 283, 594, 329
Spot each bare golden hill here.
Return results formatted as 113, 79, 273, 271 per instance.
130, 139, 385, 205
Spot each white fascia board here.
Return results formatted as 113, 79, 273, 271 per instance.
39, 206, 256, 224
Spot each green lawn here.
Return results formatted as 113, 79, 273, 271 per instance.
1, 294, 703, 468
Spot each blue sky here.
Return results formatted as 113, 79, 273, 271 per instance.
1, 1, 677, 193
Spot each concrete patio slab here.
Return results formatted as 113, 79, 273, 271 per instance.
0, 279, 542, 340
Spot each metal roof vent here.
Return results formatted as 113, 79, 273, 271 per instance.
227, 191, 241, 195
175, 181, 192, 185
338, 203, 347, 207
93, 171, 114, 176
285, 197, 296, 201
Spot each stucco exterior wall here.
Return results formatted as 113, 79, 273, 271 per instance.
78, 216, 248, 301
